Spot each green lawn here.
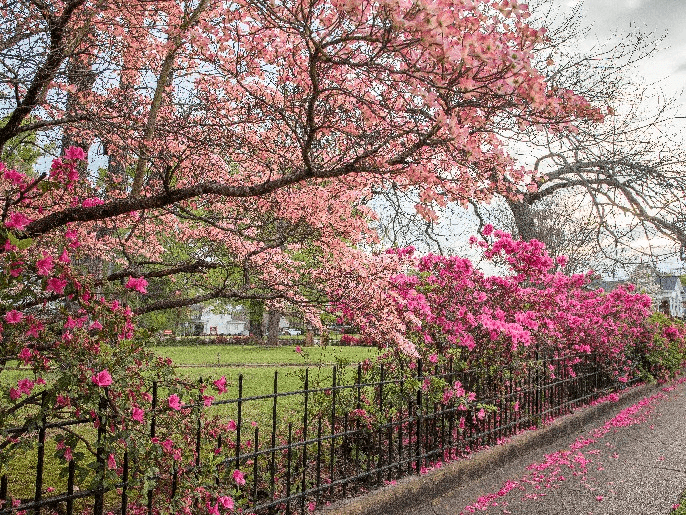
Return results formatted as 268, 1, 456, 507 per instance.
153, 343, 379, 368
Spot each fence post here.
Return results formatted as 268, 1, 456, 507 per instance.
147, 381, 157, 515
93, 396, 107, 515
300, 368, 309, 515
415, 359, 422, 474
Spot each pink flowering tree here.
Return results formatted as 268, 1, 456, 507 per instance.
0, 0, 612, 510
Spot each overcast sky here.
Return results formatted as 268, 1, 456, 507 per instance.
556, 0, 686, 117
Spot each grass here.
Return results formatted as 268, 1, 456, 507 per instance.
153, 343, 379, 368
671, 487, 686, 514
0, 344, 380, 506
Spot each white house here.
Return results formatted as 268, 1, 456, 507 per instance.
654, 276, 684, 318
197, 305, 248, 335
589, 265, 684, 319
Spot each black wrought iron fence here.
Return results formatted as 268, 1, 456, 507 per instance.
0, 353, 626, 515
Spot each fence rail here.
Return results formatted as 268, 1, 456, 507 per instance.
0, 353, 626, 515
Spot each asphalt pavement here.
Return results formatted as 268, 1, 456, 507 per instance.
322, 377, 686, 515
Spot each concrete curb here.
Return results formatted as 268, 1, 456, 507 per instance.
319, 382, 661, 515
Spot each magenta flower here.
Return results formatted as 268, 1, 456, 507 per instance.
64, 146, 87, 161
213, 376, 227, 394
429, 353, 438, 364
125, 276, 148, 294
17, 378, 34, 395
227, 419, 237, 431
17, 347, 32, 364
168, 394, 182, 410
295, 346, 302, 353
233, 469, 246, 486
218, 496, 234, 509
91, 370, 113, 387
131, 407, 145, 423
9, 388, 21, 400
36, 254, 54, 276
46, 277, 68, 294
107, 454, 116, 470
4, 310, 23, 324
5, 212, 31, 230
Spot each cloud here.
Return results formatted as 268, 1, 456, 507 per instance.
623, 0, 644, 9
674, 62, 686, 74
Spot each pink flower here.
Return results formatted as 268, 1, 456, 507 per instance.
218, 496, 234, 509
227, 420, 237, 431
131, 407, 145, 423
17, 378, 34, 395
162, 439, 174, 453
36, 254, 54, 276
233, 469, 246, 486
295, 346, 302, 353
46, 277, 68, 294
64, 447, 73, 461
64, 146, 87, 161
207, 503, 220, 515
203, 395, 214, 407
107, 454, 116, 470
17, 347, 32, 364
125, 276, 148, 294
91, 370, 112, 387
308, 501, 316, 512
5, 212, 31, 230
214, 376, 227, 394
82, 197, 104, 207
429, 353, 438, 364
89, 320, 103, 331
168, 394, 182, 410
4, 310, 23, 324
58, 249, 70, 263
9, 387, 21, 400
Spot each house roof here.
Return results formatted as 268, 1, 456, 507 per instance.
587, 280, 624, 292
655, 276, 682, 292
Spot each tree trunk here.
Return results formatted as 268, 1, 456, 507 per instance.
248, 299, 264, 340
507, 199, 537, 241
266, 309, 280, 346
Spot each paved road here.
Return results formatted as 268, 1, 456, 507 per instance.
323, 377, 686, 515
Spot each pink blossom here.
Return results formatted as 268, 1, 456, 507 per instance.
36, 254, 54, 276
207, 503, 220, 515
82, 197, 104, 207
17, 378, 34, 395
46, 277, 68, 294
227, 420, 237, 431
429, 353, 438, 364
295, 346, 302, 353
218, 496, 234, 509
125, 276, 148, 294
9, 387, 21, 400
233, 469, 246, 486
5, 212, 31, 230
168, 394, 182, 410
214, 376, 227, 394
64, 146, 87, 161
89, 320, 103, 331
162, 439, 174, 453
203, 395, 214, 406
91, 370, 113, 387
107, 454, 117, 470
17, 347, 32, 364
64, 447, 73, 461
131, 407, 145, 423
3, 167, 25, 186
4, 310, 23, 324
